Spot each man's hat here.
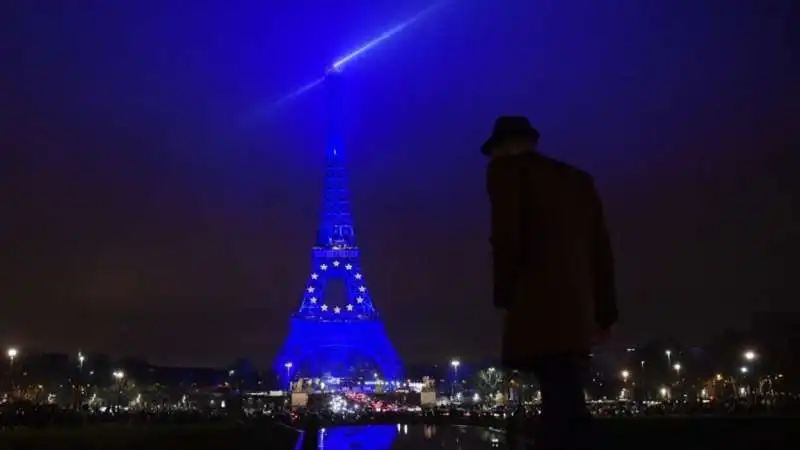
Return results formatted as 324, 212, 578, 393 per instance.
481, 116, 540, 155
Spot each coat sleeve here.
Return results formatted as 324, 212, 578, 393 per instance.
486, 160, 523, 309
589, 178, 618, 329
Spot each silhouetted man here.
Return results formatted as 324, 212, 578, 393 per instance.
482, 117, 617, 450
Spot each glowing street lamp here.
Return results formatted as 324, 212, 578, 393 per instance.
284, 361, 293, 389
7, 347, 18, 389
78, 352, 86, 369
743, 350, 756, 361
665, 350, 672, 367
740, 366, 748, 374
621, 370, 630, 383
450, 359, 460, 376
450, 359, 461, 397
7, 347, 17, 366
660, 387, 669, 399
673, 363, 681, 376
113, 370, 125, 381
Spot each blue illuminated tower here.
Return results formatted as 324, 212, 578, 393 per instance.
275, 69, 402, 382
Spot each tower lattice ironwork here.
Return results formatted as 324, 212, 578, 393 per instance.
275, 70, 402, 381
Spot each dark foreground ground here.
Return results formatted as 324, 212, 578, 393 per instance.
0, 417, 798, 449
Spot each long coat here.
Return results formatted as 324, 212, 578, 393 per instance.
486, 151, 617, 367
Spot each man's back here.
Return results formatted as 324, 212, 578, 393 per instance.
482, 116, 615, 449
487, 151, 616, 363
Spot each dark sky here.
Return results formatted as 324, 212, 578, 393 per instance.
1, 0, 797, 368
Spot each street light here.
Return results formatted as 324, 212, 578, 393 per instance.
78, 352, 86, 369
284, 361, 293, 390
673, 363, 681, 376
743, 350, 756, 361
621, 370, 630, 382
450, 359, 460, 376
665, 350, 672, 367
112, 370, 125, 409
450, 359, 460, 397
7, 347, 18, 390
7, 347, 18, 365
740, 366, 748, 374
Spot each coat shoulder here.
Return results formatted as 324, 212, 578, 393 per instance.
536, 154, 595, 186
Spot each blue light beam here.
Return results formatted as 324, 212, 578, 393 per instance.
263, 0, 450, 112
330, 0, 448, 71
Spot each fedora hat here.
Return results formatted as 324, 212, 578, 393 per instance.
481, 116, 540, 155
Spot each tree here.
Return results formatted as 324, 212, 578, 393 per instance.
475, 367, 504, 401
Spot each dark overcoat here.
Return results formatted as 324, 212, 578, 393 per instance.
486, 152, 617, 368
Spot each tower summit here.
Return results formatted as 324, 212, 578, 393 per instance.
316, 69, 356, 249
275, 69, 402, 381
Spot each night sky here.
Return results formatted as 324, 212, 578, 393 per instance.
1, 0, 796, 368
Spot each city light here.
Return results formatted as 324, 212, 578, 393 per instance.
621, 370, 630, 382
450, 359, 461, 398
113, 370, 125, 380
744, 350, 756, 361
7, 347, 18, 361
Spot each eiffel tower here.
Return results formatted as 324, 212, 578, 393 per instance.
275, 69, 402, 382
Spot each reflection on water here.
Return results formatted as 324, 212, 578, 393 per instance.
304, 424, 507, 449
316, 425, 398, 449
424, 424, 436, 439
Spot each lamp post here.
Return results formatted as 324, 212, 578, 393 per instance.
742, 350, 759, 399
76, 352, 87, 408
640, 360, 647, 400
284, 362, 293, 391
113, 370, 125, 409
7, 347, 18, 391
620, 370, 631, 400
7, 348, 17, 366
660, 387, 670, 400
450, 359, 460, 398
